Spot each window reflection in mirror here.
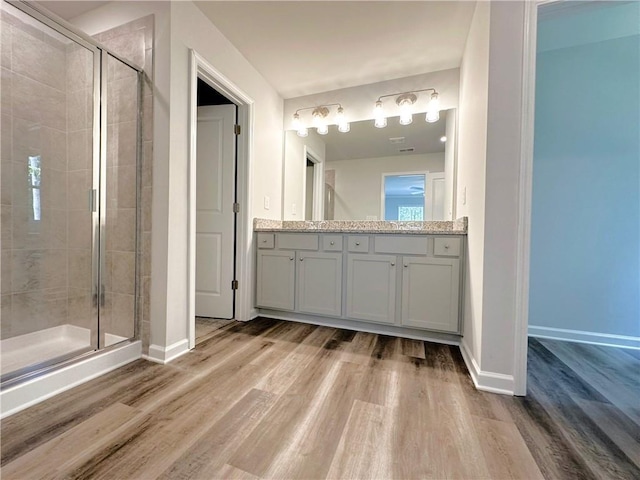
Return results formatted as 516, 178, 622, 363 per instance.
383, 173, 425, 221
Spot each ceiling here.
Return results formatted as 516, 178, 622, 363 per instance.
37, 1, 476, 99
319, 109, 447, 162
195, 1, 476, 98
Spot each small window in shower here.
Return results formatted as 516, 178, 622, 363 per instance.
28, 155, 41, 221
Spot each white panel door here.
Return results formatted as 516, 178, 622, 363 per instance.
401, 256, 460, 332
256, 251, 295, 311
426, 172, 446, 221
346, 254, 396, 324
297, 252, 342, 317
195, 105, 236, 318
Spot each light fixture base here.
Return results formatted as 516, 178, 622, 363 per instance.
312, 106, 330, 118
396, 93, 417, 106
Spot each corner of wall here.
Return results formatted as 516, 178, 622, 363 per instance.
144, 339, 190, 364
460, 339, 515, 395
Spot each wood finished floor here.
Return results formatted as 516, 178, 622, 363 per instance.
1, 318, 639, 479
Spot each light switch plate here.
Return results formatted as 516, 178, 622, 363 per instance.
264, 195, 270, 210
292, 203, 297, 215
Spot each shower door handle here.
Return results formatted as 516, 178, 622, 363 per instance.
93, 285, 106, 307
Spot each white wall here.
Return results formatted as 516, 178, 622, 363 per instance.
457, 1, 490, 373
325, 153, 444, 220
73, 1, 284, 350
282, 130, 325, 220
480, 1, 526, 378
283, 69, 460, 126
444, 109, 457, 220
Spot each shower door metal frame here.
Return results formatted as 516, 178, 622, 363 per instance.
1, 1, 144, 386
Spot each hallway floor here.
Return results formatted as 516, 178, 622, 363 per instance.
1, 319, 638, 479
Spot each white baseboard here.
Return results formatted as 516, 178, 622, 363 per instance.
143, 339, 190, 364
1, 341, 141, 419
248, 308, 260, 321
529, 326, 640, 350
459, 341, 515, 396
258, 309, 462, 345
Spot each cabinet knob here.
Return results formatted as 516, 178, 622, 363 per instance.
289, 257, 294, 261
330, 241, 335, 245
262, 239, 267, 243
300, 257, 304, 261
404, 264, 408, 268
444, 244, 450, 249
355, 242, 360, 246
390, 262, 395, 266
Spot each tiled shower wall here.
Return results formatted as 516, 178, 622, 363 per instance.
93, 16, 153, 353
1, 10, 94, 340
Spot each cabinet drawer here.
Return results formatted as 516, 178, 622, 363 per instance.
347, 236, 369, 253
433, 237, 461, 257
374, 236, 428, 255
277, 233, 319, 250
322, 235, 343, 251
257, 233, 274, 249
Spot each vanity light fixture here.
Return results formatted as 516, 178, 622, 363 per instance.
292, 103, 350, 136
374, 88, 440, 127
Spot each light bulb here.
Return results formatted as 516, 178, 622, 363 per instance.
335, 106, 350, 133
374, 100, 386, 128
316, 124, 328, 135
399, 100, 413, 125
297, 127, 308, 137
291, 113, 301, 130
440, 136, 447, 142
425, 110, 440, 123
426, 92, 440, 123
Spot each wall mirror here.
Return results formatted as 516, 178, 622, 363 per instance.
282, 108, 457, 221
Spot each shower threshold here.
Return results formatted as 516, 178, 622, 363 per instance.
1, 325, 92, 378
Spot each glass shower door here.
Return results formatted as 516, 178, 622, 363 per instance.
0, 2, 100, 380
100, 53, 140, 347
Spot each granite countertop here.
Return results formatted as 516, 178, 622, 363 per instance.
253, 217, 467, 235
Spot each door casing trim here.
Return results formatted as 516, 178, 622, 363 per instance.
188, 50, 255, 348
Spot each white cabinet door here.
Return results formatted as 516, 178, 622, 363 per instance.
297, 252, 342, 317
401, 257, 460, 333
256, 251, 295, 310
346, 254, 396, 324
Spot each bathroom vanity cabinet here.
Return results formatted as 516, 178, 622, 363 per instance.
255, 229, 465, 336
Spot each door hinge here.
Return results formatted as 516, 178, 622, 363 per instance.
233, 202, 240, 213
231, 280, 239, 290
234, 124, 241, 135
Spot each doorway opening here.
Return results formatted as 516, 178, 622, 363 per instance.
193, 79, 237, 326
188, 50, 254, 349
515, 1, 640, 404
302, 148, 324, 221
